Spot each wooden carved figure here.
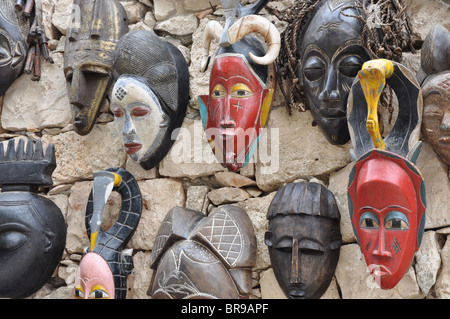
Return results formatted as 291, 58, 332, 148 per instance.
74, 167, 142, 299
417, 24, 450, 165
198, 0, 280, 172
64, 0, 129, 136
276, 0, 419, 145
347, 59, 426, 290
0, 139, 66, 298
148, 205, 256, 299
111, 30, 189, 170
0, 0, 53, 95
265, 182, 342, 299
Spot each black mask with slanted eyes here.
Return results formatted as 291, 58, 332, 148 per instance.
296, 0, 370, 145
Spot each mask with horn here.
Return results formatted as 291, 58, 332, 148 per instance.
198, 0, 279, 172
347, 59, 426, 290
64, 0, 129, 136
73, 167, 142, 299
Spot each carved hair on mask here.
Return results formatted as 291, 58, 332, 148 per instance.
265, 182, 342, 299
417, 24, 450, 165
0, 139, 66, 299
74, 167, 142, 299
147, 205, 257, 299
198, 0, 280, 172
111, 30, 189, 170
64, 0, 129, 136
347, 59, 426, 290
276, 0, 420, 145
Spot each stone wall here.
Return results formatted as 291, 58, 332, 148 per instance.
2, 0, 449, 299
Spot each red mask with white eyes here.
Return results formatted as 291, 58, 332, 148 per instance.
348, 149, 426, 289
199, 54, 274, 172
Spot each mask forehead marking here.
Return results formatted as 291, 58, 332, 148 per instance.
115, 86, 127, 101
212, 53, 267, 89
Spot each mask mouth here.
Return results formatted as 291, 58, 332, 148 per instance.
368, 264, 391, 278
288, 286, 307, 299
439, 136, 450, 149
124, 142, 142, 155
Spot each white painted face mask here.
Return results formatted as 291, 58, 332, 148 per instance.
111, 75, 170, 165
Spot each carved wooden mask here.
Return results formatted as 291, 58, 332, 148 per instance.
347, 59, 426, 289
0, 139, 66, 299
0, 0, 30, 96
148, 205, 256, 299
198, 2, 279, 172
265, 182, 341, 299
111, 30, 189, 170
64, 0, 128, 136
296, 0, 370, 145
74, 167, 142, 299
418, 24, 450, 165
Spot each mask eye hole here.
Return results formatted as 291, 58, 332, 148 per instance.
130, 106, 150, 118
360, 212, 380, 229
385, 211, 409, 230
112, 107, 123, 118
88, 285, 110, 299
212, 84, 226, 99
338, 55, 364, 78
73, 286, 85, 299
303, 56, 326, 82
231, 84, 253, 98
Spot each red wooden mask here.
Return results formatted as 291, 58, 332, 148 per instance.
348, 149, 426, 289
198, 9, 279, 172
199, 54, 274, 172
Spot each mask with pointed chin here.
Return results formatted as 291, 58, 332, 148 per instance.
348, 149, 426, 289
199, 54, 274, 172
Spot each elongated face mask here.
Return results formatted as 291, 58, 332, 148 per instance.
111, 76, 170, 164
348, 150, 426, 289
265, 182, 341, 299
297, 0, 370, 144
199, 54, 273, 171
64, 0, 128, 135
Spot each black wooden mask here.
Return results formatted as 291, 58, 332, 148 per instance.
296, 0, 370, 145
265, 182, 341, 299
0, 139, 66, 299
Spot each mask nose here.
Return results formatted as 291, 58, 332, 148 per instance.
372, 230, 392, 258
319, 68, 341, 103
290, 238, 300, 284
122, 115, 136, 136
